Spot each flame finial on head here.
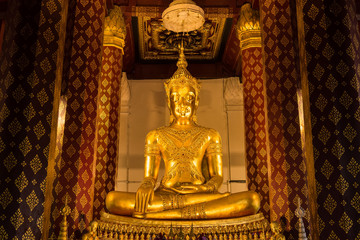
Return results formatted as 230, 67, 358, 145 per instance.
164, 42, 201, 98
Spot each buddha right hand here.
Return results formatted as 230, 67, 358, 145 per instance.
134, 177, 156, 217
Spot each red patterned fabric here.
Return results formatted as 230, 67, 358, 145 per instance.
93, 46, 123, 220
242, 47, 270, 220
260, 0, 309, 238
51, 0, 106, 238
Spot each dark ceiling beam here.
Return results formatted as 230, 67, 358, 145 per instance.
251, 0, 259, 10
357, 1, 360, 33
106, 0, 114, 9
106, 0, 114, 16
114, 0, 242, 8
127, 62, 236, 79
233, 0, 259, 10
0, 0, 7, 18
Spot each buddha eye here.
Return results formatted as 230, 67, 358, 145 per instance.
187, 93, 195, 102
171, 94, 179, 102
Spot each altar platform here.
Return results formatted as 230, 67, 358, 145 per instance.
90, 212, 272, 240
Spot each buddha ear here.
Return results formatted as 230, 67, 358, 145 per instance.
168, 99, 175, 124
166, 93, 173, 111
169, 114, 175, 124
195, 95, 200, 108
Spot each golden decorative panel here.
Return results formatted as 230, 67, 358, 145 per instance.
86, 212, 277, 240
137, 16, 226, 60
104, 6, 126, 51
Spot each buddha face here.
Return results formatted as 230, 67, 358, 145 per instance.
169, 85, 197, 122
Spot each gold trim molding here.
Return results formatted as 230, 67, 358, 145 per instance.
83, 212, 276, 239
103, 5, 126, 51
236, 3, 261, 50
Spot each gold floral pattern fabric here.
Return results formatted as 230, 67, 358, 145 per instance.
0, 1, 63, 239
302, 0, 360, 238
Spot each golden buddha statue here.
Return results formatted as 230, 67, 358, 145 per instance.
105, 47, 260, 220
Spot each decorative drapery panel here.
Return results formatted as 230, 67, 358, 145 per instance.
301, 0, 360, 238
236, 3, 270, 221
0, 0, 63, 239
49, 96, 67, 239
92, 5, 126, 222
93, 46, 123, 220
260, 0, 310, 238
242, 47, 270, 220
50, 0, 106, 239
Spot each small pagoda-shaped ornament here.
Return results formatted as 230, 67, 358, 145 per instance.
295, 198, 308, 240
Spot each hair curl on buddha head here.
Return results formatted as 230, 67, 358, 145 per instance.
164, 46, 201, 123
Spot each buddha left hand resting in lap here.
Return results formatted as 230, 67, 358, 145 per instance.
105, 48, 260, 220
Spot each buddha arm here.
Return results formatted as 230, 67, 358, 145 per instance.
134, 131, 161, 214
204, 130, 223, 192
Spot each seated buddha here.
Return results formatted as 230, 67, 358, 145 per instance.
105, 47, 260, 220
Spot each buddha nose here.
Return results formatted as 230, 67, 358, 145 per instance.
179, 97, 186, 106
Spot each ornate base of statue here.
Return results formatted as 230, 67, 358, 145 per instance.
88, 211, 272, 240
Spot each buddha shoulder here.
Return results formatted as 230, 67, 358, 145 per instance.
145, 129, 159, 144
206, 128, 222, 142
190, 126, 222, 143
144, 126, 173, 143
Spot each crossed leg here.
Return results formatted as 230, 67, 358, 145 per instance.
105, 191, 260, 219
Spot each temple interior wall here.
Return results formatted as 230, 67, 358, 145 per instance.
116, 75, 248, 193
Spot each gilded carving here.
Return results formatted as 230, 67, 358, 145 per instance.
155, 126, 211, 186
138, 17, 226, 60
236, 3, 261, 50
269, 222, 285, 240
58, 197, 71, 240
91, 212, 268, 239
103, 6, 126, 51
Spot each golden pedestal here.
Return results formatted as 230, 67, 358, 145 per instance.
90, 212, 272, 240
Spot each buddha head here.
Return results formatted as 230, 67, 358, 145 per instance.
164, 46, 201, 124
